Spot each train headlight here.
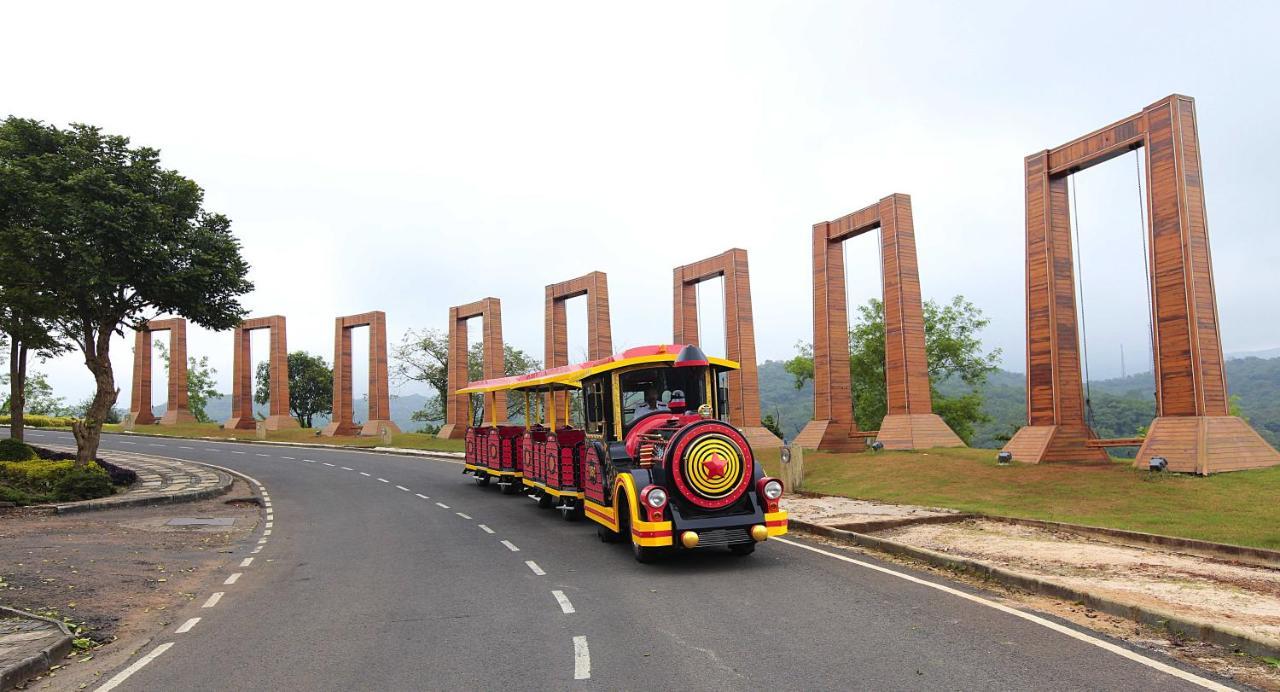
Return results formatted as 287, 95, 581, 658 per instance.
645, 487, 668, 508
762, 479, 783, 500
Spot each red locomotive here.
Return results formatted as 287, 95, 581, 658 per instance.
459, 344, 787, 562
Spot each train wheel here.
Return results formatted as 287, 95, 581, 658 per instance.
474, 474, 490, 487
597, 524, 621, 543
729, 543, 756, 556
560, 505, 580, 522
537, 492, 554, 509
632, 541, 660, 564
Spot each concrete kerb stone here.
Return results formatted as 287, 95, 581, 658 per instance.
789, 519, 1280, 659
0, 606, 73, 692
28, 444, 234, 515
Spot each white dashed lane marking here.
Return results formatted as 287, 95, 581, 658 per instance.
396, 485, 410, 492
240, 557, 254, 567
378, 478, 389, 483
360, 472, 371, 476
178, 446, 194, 450
341, 466, 353, 471
305, 459, 317, 464
175, 617, 201, 634
256, 453, 270, 457
435, 502, 450, 509
573, 636, 590, 680
202, 592, 224, 608
323, 462, 335, 467
96, 642, 173, 692
478, 525, 495, 534
456, 512, 472, 519
525, 560, 545, 576
119, 441, 136, 445
415, 493, 429, 499
224, 573, 242, 585
500, 540, 520, 552
552, 590, 575, 614
281, 456, 295, 460
232, 451, 246, 455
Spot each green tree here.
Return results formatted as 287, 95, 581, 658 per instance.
254, 351, 333, 428
0, 118, 252, 465
786, 295, 1001, 444
392, 328, 540, 423
71, 396, 124, 424
1, 370, 71, 416
761, 411, 785, 440
154, 339, 220, 423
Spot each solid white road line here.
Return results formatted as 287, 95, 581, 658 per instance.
500, 540, 520, 552
456, 512, 472, 519
525, 560, 546, 575
96, 641, 174, 692
415, 493, 429, 499
435, 502, 450, 509
240, 557, 254, 567
202, 592, 224, 608
774, 537, 1231, 691
573, 636, 591, 680
175, 617, 201, 634
396, 485, 410, 492
224, 573, 242, 585
552, 590, 575, 614
478, 524, 495, 534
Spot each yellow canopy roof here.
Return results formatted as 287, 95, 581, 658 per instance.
454, 344, 738, 395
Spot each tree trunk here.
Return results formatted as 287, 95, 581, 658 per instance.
8, 341, 27, 442
71, 323, 118, 467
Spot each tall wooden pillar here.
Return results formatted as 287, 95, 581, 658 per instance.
794, 194, 964, 452
672, 248, 781, 448
438, 298, 506, 438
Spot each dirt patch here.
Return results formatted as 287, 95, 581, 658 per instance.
799, 531, 1280, 690
0, 478, 260, 688
782, 495, 960, 526
878, 519, 1280, 651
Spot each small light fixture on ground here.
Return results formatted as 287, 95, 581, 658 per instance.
1149, 456, 1168, 472
997, 451, 1013, 465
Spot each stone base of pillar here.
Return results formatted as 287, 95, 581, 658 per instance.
437, 424, 467, 440
223, 416, 256, 431
792, 419, 871, 454
1001, 424, 1110, 464
265, 414, 300, 431
740, 426, 783, 449
158, 408, 196, 425
361, 420, 401, 437
321, 419, 361, 437
126, 411, 156, 427
1135, 416, 1280, 475
877, 413, 965, 450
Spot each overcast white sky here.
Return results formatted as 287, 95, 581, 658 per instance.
5, 0, 1279, 407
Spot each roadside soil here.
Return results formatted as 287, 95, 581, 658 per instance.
786, 495, 1280, 689
0, 479, 260, 690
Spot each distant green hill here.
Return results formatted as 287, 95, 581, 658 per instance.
759, 356, 1280, 450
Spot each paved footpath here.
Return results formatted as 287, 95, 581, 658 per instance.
15, 429, 1247, 691
33, 442, 231, 513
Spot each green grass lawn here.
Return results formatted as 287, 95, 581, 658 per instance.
101, 422, 465, 453
768, 446, 1280, 550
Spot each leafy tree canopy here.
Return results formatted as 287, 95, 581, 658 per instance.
255, 351, 333, 428
392, 328, 540, 423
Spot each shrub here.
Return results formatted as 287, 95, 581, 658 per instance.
53, 465, 116, 500
0, 459, 115, 503
0, 414, 79, 428
0, 438, 37, 461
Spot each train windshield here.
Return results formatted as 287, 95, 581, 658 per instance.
618, 366, 709, 425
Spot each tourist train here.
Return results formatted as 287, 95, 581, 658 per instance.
458, 343, 788, 562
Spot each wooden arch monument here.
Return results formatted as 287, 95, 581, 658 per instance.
794, 194, 964, 452
438, 298, 506, 439
322, 310, 400, 437
672, 248, 781, 449
127, 318, 195, 426
224, 315, 298, 431
1002, 94, 1279, 473
545, 271, 612, 414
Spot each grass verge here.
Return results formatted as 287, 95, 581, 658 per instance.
775, 446, 1280, 550
101, 422, 465, 453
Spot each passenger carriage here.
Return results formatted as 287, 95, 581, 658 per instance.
457, 344, 788, 562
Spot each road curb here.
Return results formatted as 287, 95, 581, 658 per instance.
116, 430, 465, 460
789, 519, 1280, 659
0, 606, 73, 692
52, 481, 232, 515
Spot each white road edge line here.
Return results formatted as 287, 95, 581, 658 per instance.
224, 573, 242, 585
552, 590, 575, 614
773, 537, 1231, 691
175, 617, 201, 634
573, 635, 590, 680
500, 540, 519, 552
96, 641, 174, 691
478, 524, 495, 534
202, 592, 224, 608
525, 560, 545, 575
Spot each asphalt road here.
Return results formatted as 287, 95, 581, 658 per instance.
20, 430, 1241, 691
